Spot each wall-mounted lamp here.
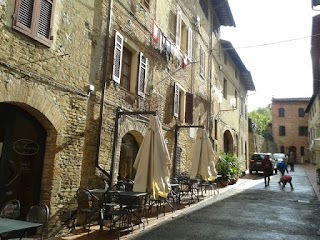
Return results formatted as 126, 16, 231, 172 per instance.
87, 84, 95, 96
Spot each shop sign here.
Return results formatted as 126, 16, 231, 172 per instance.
13, 139, 39, 155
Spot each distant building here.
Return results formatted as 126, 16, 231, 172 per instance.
271, 98, 310, 163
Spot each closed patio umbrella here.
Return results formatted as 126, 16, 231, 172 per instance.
189, 129, 217, 181
133, 116, 171, 199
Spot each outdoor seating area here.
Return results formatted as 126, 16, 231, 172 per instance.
0, 201, 49, 240
62, 176, 220, 239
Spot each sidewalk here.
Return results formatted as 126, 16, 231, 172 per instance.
302, 163, 320, 201
49, 164, 320, 240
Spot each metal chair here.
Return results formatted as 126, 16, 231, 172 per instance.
103, 190, 131, 239
76, 188, 101, 230
23, 203, 50, 240
0, 199, 20, 219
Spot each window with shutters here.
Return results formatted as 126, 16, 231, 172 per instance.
120, 47, 132, 91
13, 0, 55, 47
173, 82, 187, 122
112, 31, 148, 97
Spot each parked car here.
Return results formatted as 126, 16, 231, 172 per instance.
273, 153, 288, 171
273, 153, 288, 163
249, 153, 276, 174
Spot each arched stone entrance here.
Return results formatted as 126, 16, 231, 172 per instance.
223, 130, 234, 154
288, 146, 297, 163
0, 103, 47, 216
118, 132, 141, 181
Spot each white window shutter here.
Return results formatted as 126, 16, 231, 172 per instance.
176, 11, 182, 49
138, 52, 147, 97
173, 83, 179, 118
112, 31, 123, 84
187, 27, 193, 60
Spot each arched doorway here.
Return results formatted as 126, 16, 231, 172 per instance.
118, 133, 139, 181
223, 130, 234, 154
0, 103, 47, 217
288, 146, 297, 163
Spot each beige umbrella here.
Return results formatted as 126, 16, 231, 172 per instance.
133, 116, 171, 199
189, 129, 217, 181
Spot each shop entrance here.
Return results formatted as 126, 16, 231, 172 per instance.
0, 103, 46, 217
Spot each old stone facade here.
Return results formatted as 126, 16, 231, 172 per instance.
271, 98, 310, 164
0, 0, 254, 237
307, 14, 320, 168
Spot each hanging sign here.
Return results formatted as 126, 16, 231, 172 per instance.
13, 139, 39, 156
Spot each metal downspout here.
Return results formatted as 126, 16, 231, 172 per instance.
95, 0, 113, 179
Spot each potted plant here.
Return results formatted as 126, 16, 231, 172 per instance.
216, 152, 241, 186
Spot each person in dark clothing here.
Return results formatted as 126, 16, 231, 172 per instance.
262, 155, 273, 187
288, 152, 295, 171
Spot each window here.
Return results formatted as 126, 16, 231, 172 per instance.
185, 92, 194, 124
278, 108, 285, 117
199, 0, 208, 19
173, 83, 193, 123
300, 147, 305, 156
169, 10, 192, 59
121, 47, 132, 91
223, 79, 227, 99
13, 0, 55, 46
298, 108, 305, 117
279, 126, 285, 136
112, 31, 148, 97
280, 146, 285, 153
141, 0, 150, 10
200, 46, 205, 78
299, 126, 308, 136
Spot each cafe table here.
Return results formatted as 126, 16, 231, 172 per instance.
89, 189, 149, 231
0, 218, 42, 240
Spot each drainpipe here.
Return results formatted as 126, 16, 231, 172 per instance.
173, 124, 204, 177
95, 0, 113, 179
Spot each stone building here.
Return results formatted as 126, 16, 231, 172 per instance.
271, 98, 310, 164
306, 13, 320, 166
218, 40, 255, 170
0, 0, 254, 236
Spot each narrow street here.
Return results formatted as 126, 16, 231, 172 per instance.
130, 165, 320, 240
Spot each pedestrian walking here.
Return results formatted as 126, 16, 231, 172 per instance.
277, 161, 289, 176
262, 155, 273, 187
279, 174, 294, 190
288, 152, 295, 171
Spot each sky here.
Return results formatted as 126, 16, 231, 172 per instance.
220, 0, 318, 112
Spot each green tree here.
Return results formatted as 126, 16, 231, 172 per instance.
249, 106, 271, 138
